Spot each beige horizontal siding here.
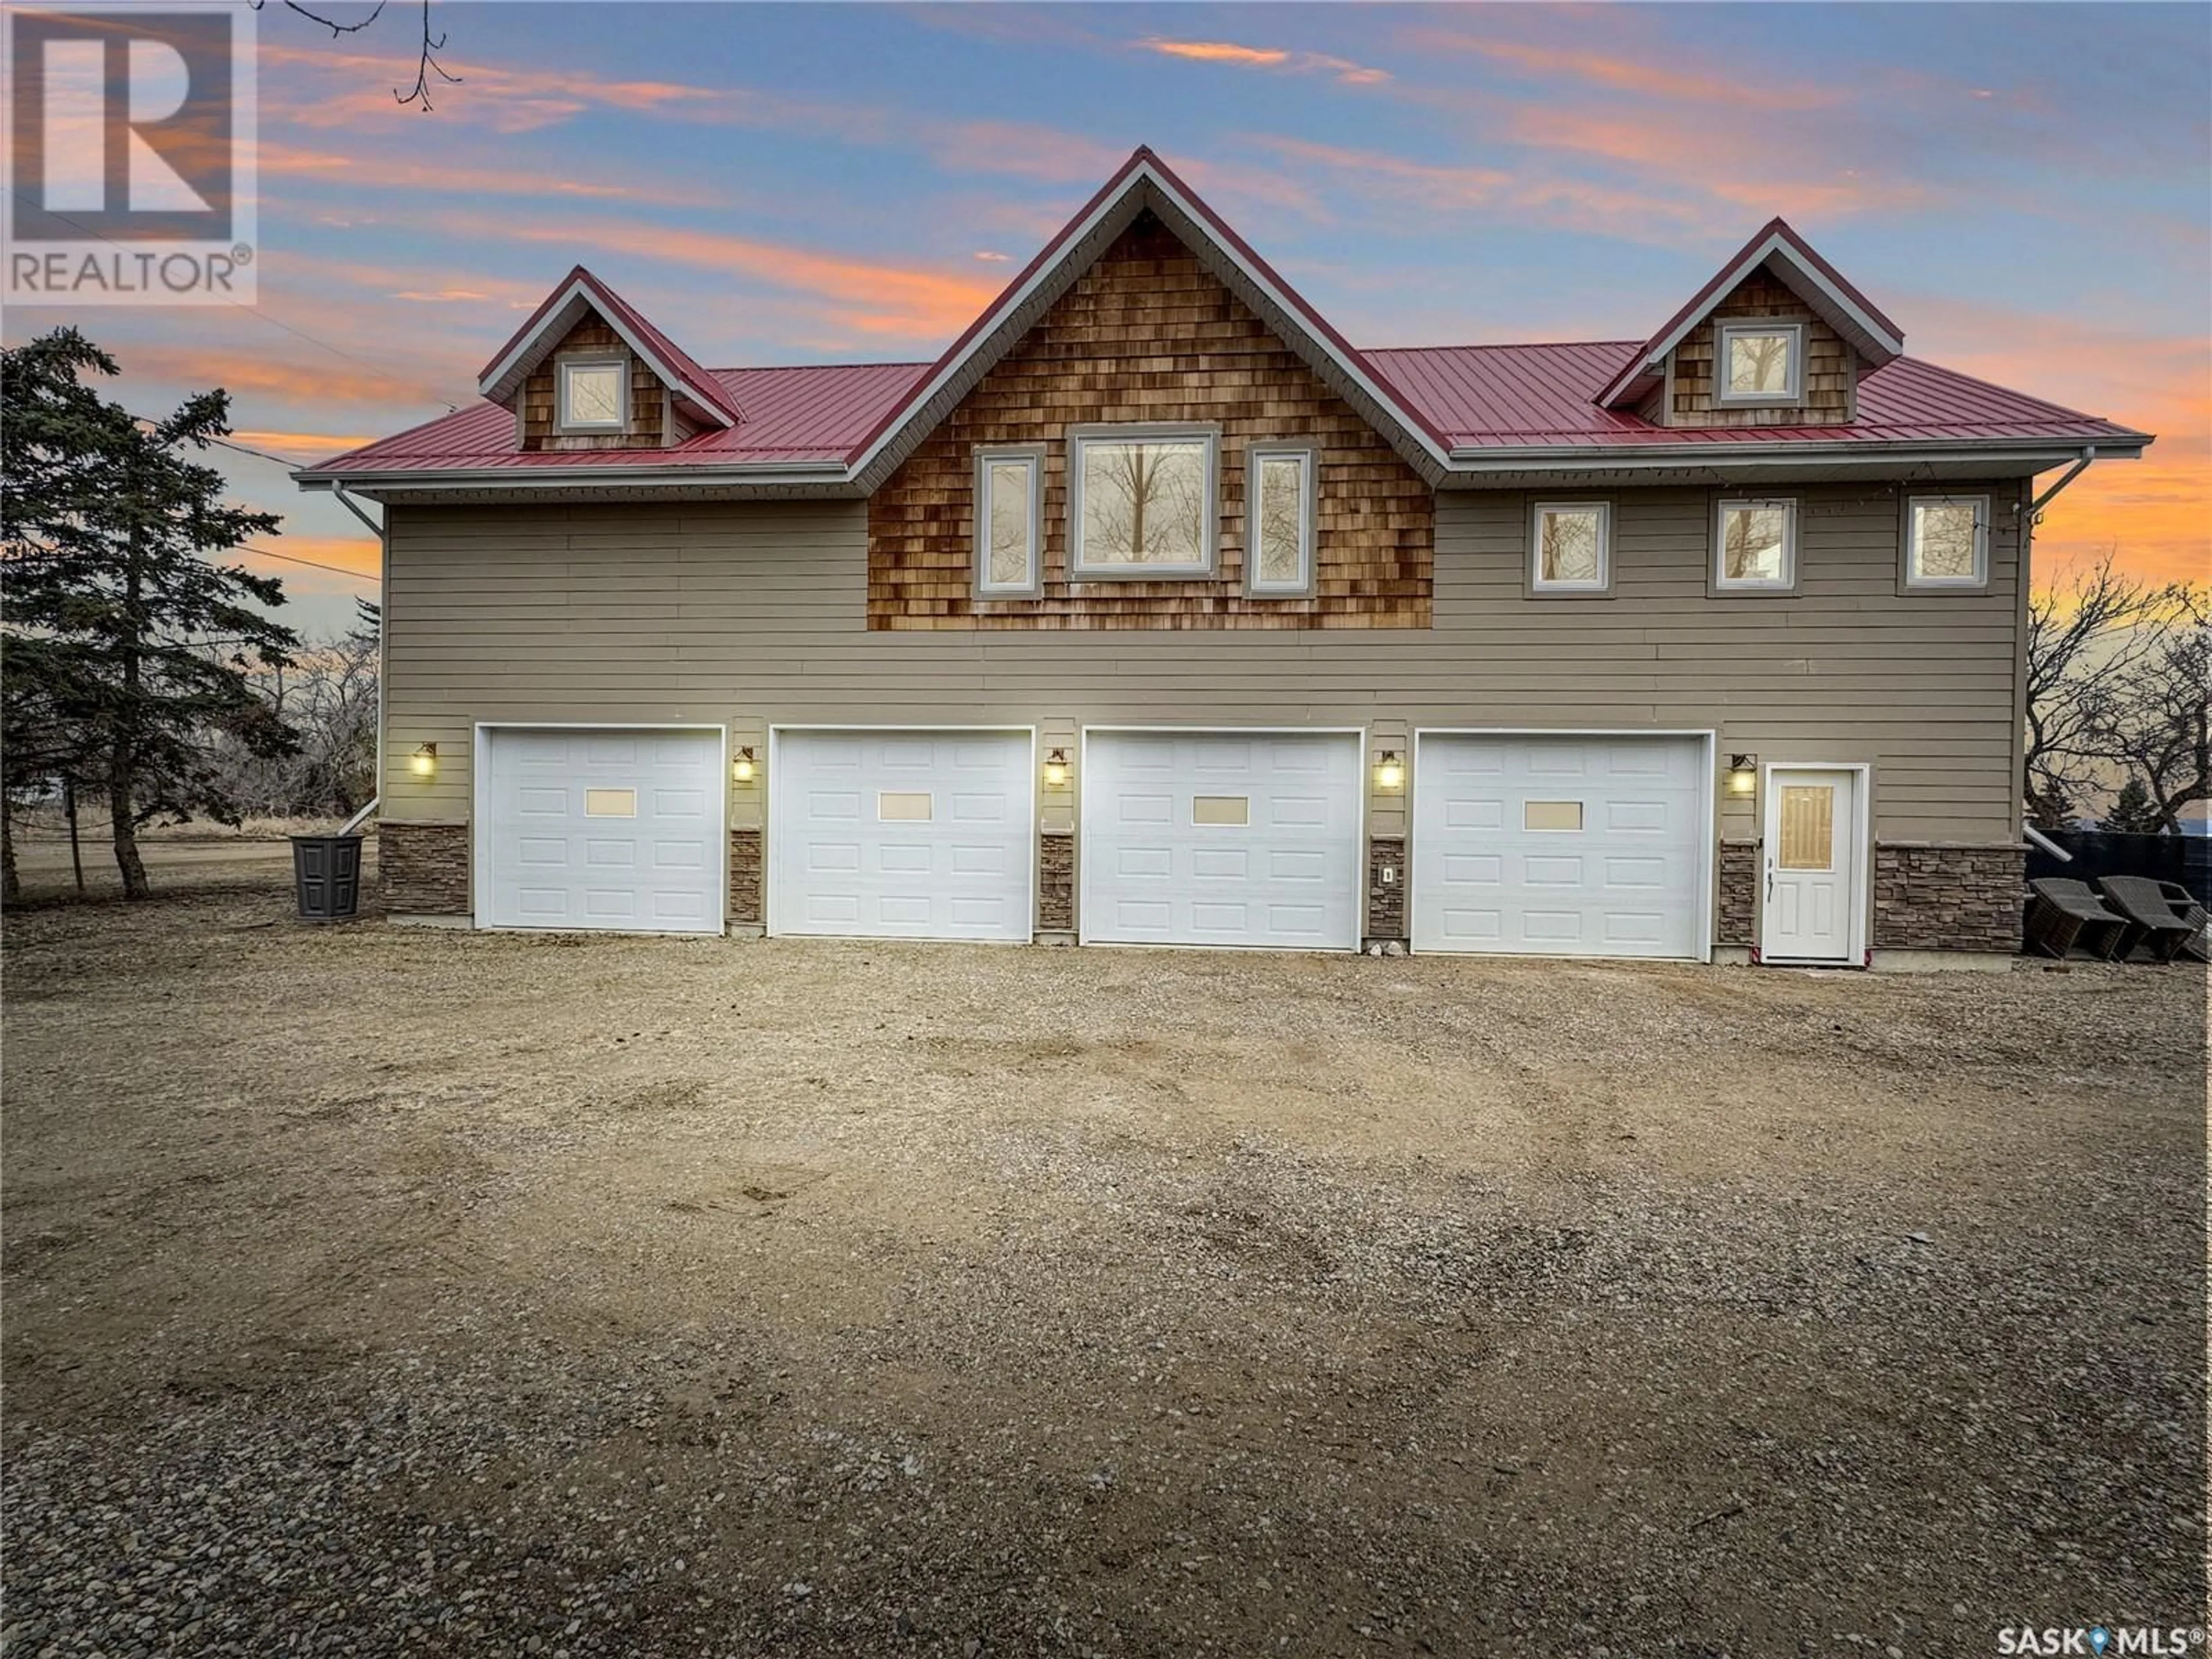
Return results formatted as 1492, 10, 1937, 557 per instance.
382, 480, 2025, 843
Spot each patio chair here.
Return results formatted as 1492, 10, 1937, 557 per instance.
2147, 879, 2210, 965
2024, 878, 2132, 960
2095, 875, 2198, 963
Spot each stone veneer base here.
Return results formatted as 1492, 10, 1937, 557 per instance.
379, 820, 469, 916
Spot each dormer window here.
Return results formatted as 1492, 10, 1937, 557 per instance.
1715, 321, 1804, 406
558, 357, 627, 433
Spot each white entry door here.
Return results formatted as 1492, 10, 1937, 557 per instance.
482, 727, 724, 933
1412, 732, 1710, 959
1760, 767, 1861, 963
770, 729, 1033, 941
1081, 730, 1363, 950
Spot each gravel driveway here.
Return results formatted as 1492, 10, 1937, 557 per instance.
3, 878, 2204, 1657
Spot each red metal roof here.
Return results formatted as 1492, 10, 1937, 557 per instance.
300, 149, 2147, 483
1363, 342, 2146, 449
313, 362, 929, 474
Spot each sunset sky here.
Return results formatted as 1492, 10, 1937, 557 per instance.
9, 1, 2206, 635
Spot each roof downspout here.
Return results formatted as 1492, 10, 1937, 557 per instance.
2013, 447, 2098, 845
2023, 824, 2073, 862
334, 482, 386, 841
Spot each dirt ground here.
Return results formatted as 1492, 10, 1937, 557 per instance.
3, 873, 2205, 1657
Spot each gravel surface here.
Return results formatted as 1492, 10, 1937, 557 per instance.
3, 878, 2205, 1656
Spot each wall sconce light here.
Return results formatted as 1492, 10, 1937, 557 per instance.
1727, 753, 1759, 796
408, 741, 437, 779
1374, 749, 1405, 793
1042, 747, 1071, 790
732, 746, 757, 784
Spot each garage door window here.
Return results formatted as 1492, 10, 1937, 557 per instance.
1069, 425, 1218, 577
584, 787, 637, 817
1192, 795, 1250, 826
1525, 800, 1584, 831
878, 791, 933, 821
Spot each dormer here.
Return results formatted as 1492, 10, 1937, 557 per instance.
475, 266, 742, 452
1598, 219, 1906, 429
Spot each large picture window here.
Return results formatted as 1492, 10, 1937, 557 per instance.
1069, 426, 1218, 577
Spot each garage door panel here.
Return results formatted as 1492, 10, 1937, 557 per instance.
1082, 731, 1361, 950
1414, 733, 1707, 960
484, 728, 724, 935
771, 730, 1032, 942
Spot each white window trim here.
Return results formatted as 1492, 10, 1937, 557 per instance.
556, 354, 629, 434
1245, 440, 1319, 598
1713, 497, 1800, 593
1904, 494, 1992, 590
1528, 499, 1612, 596
1714, 320, 1805, 408
1067, 423, 1219, 579
973, 445, 1045, 600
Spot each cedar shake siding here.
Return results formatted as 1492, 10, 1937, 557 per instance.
867, 213, 1433, 631
1664, 270, 1855, 427
379, 476, 2027, 858
520, 315, 671, 451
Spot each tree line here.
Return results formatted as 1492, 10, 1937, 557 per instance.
1, 328, 378, 903
2024, 553, 2209, 835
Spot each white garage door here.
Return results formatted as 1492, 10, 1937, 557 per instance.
1413, 732, 1709, 959
482, 727, 724, 934
770, 729, 1032, 942
1082, 730, 1362, 950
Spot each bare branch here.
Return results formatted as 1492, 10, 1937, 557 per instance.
268, 0, 388, 37
395, 0, 462, 112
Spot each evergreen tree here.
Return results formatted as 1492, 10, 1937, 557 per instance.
2, 328, 300, 899
2100, 775, 2163, 834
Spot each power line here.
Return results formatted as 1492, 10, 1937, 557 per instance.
233, 541, 380, 583
7, 187, 462, 412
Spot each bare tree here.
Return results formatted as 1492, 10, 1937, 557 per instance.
204, 623, 380, 819
2022, 550, 2175, 828
252, 0, 460, 110
2093, 585, 2210, 835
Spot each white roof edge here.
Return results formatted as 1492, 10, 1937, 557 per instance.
844, 160, 1454, 481
476, 278, 736, 429
1601, 230, 1909, 404
1441, 438, 2139, 471
295, 460, 849, 490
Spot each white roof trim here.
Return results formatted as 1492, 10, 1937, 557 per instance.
476, 277, 736, 429
843, 159, 1454, 482
1601, 230, 1908, 406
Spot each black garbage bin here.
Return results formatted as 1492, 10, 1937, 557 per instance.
291, 834, 364, 922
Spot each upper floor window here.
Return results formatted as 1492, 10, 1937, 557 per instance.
1715, 497, 1798, 591
1247, 442, 1316, 597
974, 447, 1043, 599
558, 357, 627, 432
1906, 495, 1990, 589
1069, 425, 1218, 577
1529, 501, 1611, 595
1715, 321, 1804, 407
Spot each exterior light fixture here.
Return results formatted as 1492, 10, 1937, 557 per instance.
1727, 753, 1759, 796
1374, 749, 1405, 793
408, 741, 437, 779
1043, 747, 1070, 790
732, 746, 757, 784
